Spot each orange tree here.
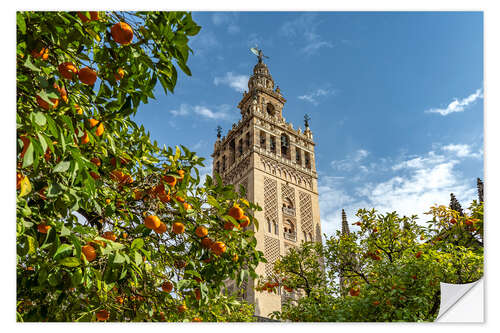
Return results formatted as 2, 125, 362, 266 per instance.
16, 11, 264, 322
264, 199, 483, 322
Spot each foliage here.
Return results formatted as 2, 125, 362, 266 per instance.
266, 201, 483, 322
16, 11, 265, 322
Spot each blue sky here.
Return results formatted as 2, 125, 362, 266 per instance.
132, 12, 483, 236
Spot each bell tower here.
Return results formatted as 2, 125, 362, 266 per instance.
212, 51, 321, 319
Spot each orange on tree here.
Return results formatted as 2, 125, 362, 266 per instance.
82, 244, 97, 261
224, 221, 235, 231
77, 11, 99, 23
177, 304, 187, 313
19, 135, 30, 160
96, 309, 109, 321
154, 222, 167, 234
74, 104, 83, 115
195, 226, 208, 238
54, 83, 68, 103
239, 215, 250, 228
110, 170, 125, 182
133, 189, 143, 200
144, 215, 161, 230
78, 67, 97, 85
116, 296, 124, 304
114, 68, 125, 81
31, 47, 49, 60
177, 169, 185, 180
58, 62, 78, 80
163, 175, 177, 187
103, 231, 116, 241
211, 241, 226, 256
194, 288, 201, 300
90, 157, 101, 167
89, 171, 100, 180
37, 223, 51, 234
201, 237, 213, 249
161, 281, 173, 293
36, 94, 58, 110
111, 22, 134, 45
232, 253, 239, 262
80, 131, 90, 144
183, 202, 192, 210
228, 205, 244, 220
172, 222, 185, 234
192, 317, 202, 322
89, 118, 99, 128
96, 122, 104, 137
159, 192, 171, 203
175, 195, 185, 202
16, 172, 23, 190
415, 251, 423, 258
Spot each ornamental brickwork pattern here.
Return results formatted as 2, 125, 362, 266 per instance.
264, 177, 278, 223
299, 191, 313, 235
264, 236, 280, 276
281, 183, 296, 207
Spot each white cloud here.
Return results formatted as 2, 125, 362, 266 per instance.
425, 88, 483, 116
169, 104, 235, 121
442, 144, 482, 159
298, 88, 335, 105
321, 145, 480, 237
330, 149, 370, 172
213, 72, 249, 93
280, 14, 334, 55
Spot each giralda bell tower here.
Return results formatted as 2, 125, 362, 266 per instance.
212, 50, 322, 318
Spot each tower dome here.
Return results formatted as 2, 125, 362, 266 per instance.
248, 61, 274, 91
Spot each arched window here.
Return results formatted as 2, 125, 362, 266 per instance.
303, 231, 307, 242
274, 221, 278, 235
308, 232, 313, 242
222, 155, 226, 171
216, 161, 220, 174
267, 219, 271, 233
283, 220, 295, 234
266, 103, 275, 116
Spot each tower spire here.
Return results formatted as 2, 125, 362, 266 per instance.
449, 193, 464, 216
341, 209, 350, 235
477, 177, 484, 203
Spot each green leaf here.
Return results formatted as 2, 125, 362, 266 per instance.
53, 160, 71, 172
26, 235, 36, 255
134, 251, 142, 266
16, 12, 26, 34
53, 243, 73, 259
19, 176, 31, 197
37, 132, 47, 153
24, 56, 40, 72
60, 225, 71, 237
131, 238, 144, 250
59, 257, 81, 267
33, 112, 47, 126
113, 252, 125, 264
70, 235, 81, 259
22, 141, 34, 168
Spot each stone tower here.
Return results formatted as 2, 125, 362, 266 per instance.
211, 54, 321, 318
